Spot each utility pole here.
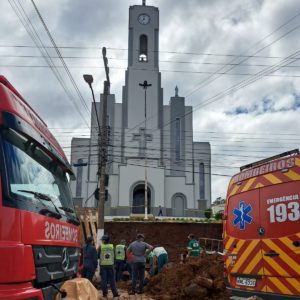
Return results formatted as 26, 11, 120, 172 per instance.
139, 80, 151, 220
83, 48, 110, 247
97, 47, 110, 245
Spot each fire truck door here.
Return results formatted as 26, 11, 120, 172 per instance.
260, 181, 300, 296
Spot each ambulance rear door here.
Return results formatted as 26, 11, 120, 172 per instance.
225, 188, 266, 293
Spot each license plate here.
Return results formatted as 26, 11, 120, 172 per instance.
236, 277, 256, 287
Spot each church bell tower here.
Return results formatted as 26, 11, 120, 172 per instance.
122, 1, 163, 134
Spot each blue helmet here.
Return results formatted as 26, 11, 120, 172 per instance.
101, 234, 109, 242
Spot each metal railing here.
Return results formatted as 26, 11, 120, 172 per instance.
198, 238, 223, 254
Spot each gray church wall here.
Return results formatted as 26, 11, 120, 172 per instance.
127, 70, 161, 130
110, 103, 123, 174
107, 95, 115, 174
165, 176, 194, 211
122, 70, 129, 128
119, 164, 165, 210
70, 138, 90, 206
128, 28, 133, 66
170, 96, 185, 176
193, 142, 211, 210
162, 105, 171, 173
184, 106, 194, 184
108, 174, 119, 208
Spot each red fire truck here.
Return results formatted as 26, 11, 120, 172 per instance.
0, 76, 80, 299
224, 149, 300, 299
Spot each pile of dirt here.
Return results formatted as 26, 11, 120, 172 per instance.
144, 252, 230, 300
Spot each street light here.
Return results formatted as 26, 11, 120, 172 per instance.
139, 80, 152, 220
83, 74, 100, 130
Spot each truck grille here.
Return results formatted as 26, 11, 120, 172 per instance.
32, 245, 80, 284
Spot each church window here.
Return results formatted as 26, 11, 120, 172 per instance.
139, 34, 148, 62
199, 163, 205, 199
76, 158, 83, 197
175, 118, 181, 161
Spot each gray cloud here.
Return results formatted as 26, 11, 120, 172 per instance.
1, 0, 299, 202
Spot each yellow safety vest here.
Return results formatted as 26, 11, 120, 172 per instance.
100, 243, 114, 266
115, 244, 126, 260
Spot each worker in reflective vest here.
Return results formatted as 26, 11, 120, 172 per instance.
187, 233, 201, 257
115, 239, 126, 282
99, 235, 119, 298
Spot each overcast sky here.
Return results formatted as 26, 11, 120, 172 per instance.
1, 0, 300, 202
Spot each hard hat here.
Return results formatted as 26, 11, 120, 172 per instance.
101, 234, 109, 242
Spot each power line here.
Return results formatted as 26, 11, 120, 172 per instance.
47, 126, 300, 137
3, 63, 300, 78
8, 0, 91, 128
3, 53, 300, 69
1, 44, 300, 60
30, 0, 91, 122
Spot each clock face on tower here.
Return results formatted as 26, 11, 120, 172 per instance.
138, 13, 150, 25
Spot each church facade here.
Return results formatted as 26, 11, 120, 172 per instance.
70, 2, 211, 217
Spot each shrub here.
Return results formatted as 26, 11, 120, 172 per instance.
214, 211, 224, 221
204, 208, 213, 219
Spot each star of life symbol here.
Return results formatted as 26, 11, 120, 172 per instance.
233, 201, 253, 230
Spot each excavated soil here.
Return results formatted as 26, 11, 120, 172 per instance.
144, 253, 230, 300
98, 253, 229, 299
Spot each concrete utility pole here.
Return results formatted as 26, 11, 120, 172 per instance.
97, 47, 110, 245
139, 80, 151, 220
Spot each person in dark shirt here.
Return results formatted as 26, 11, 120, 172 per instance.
82, 236, 98, 282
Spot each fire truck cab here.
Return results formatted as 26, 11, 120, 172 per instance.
0, 76, 80, 299
224, 149, 300, 299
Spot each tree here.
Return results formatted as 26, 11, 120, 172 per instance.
212, 197, 225, 205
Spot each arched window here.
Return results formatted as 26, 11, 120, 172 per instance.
139, 34, 148, 62
199, 163, 205, 199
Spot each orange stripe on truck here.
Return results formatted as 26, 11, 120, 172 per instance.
263, 174, 282, 184
284, 170, 300, 181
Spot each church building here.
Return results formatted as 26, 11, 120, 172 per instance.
70, 1, 211, 217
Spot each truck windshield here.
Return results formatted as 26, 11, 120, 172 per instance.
1, 128, 75, 217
